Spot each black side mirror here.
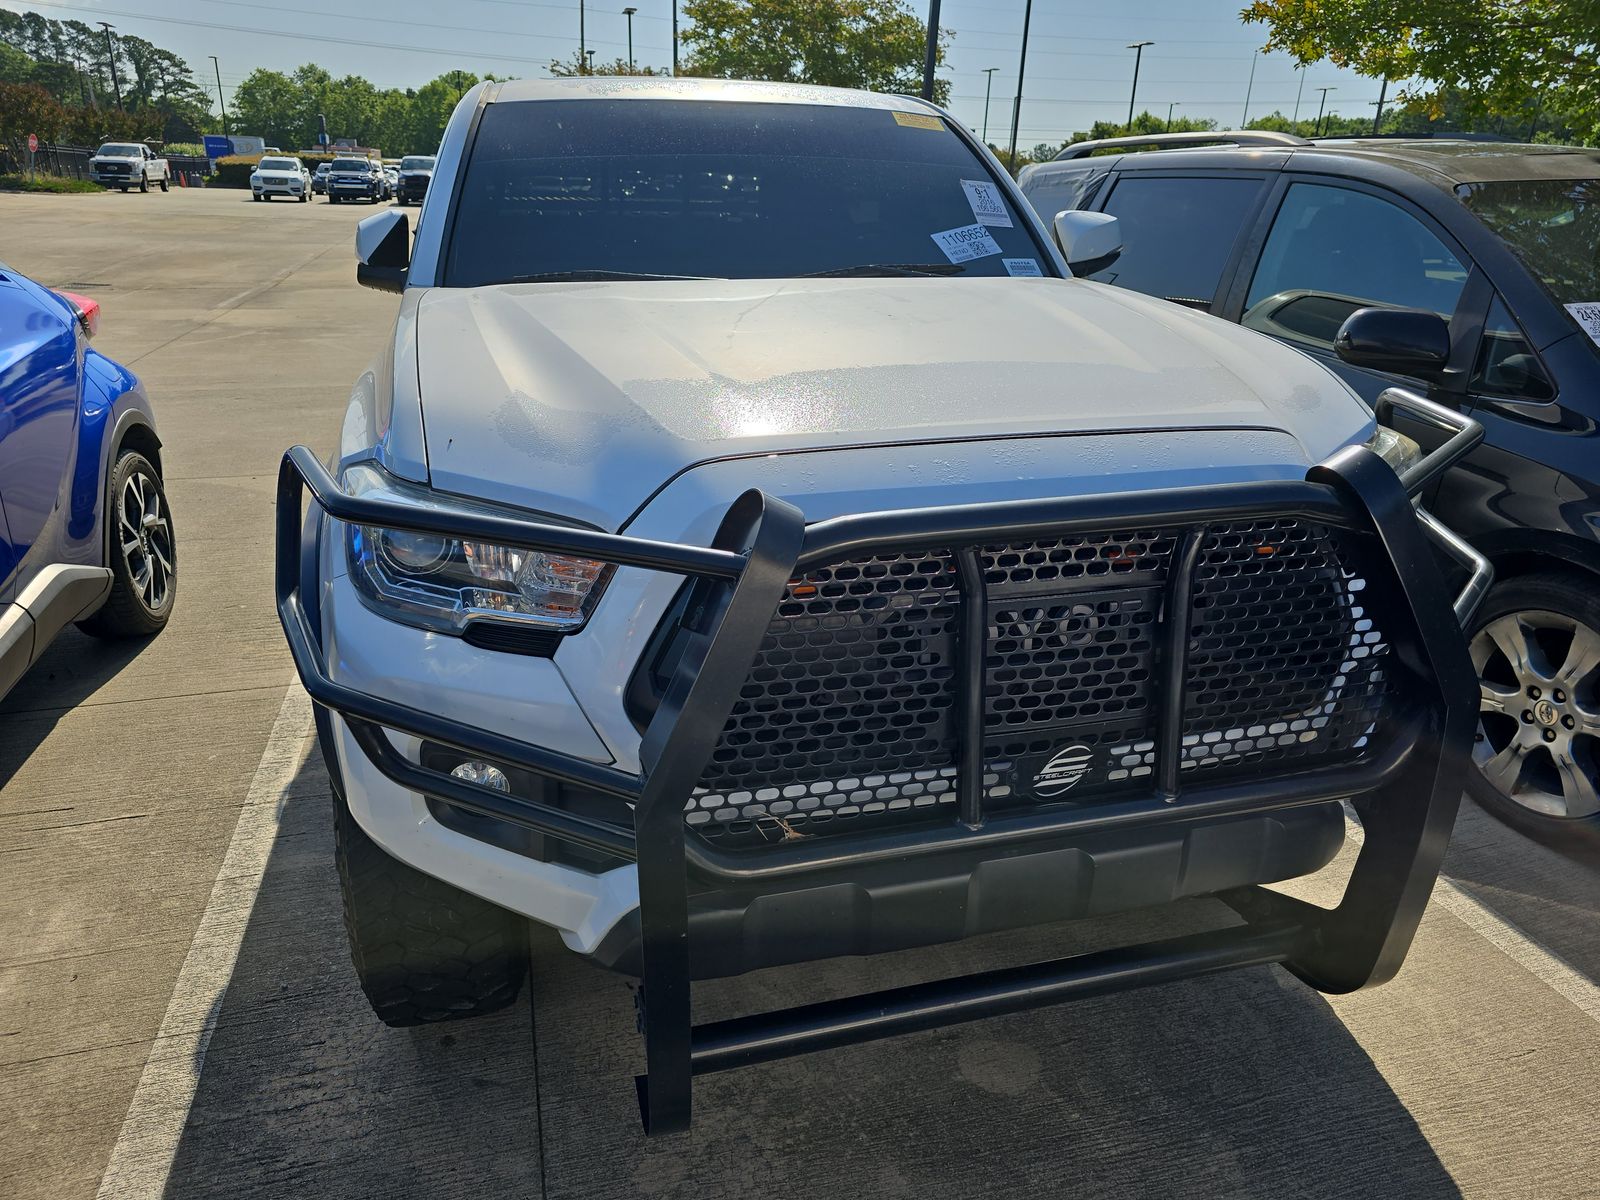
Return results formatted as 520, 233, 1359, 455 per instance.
1334, 306, 1451, 377
355, 209, 410, 293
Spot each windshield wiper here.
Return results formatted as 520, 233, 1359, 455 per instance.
801, 263, 966, 278
494, 270, 719, 283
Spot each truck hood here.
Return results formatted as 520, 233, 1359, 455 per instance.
414, 277, 1372, 531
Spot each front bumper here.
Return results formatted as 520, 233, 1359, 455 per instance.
92, 169, 135, 185
277, 388, 1484, 1134
253, 180, 304, 196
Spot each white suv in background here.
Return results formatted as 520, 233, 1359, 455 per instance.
251, 156, 312, 202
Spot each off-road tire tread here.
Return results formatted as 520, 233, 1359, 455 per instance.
334, 794, 527, 1026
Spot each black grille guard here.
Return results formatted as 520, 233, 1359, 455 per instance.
276, 392, 1484, 1135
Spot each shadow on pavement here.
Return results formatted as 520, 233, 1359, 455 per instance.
161, 748, 1460, 1199
1444, 797, 1600, 983
0, 627, 153, 787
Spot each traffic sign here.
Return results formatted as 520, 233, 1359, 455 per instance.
27, 133, 38, 152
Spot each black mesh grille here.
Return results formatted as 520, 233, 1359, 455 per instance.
688, 519, 1395, 847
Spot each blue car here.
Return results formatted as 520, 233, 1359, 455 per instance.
1, 261, 175, 699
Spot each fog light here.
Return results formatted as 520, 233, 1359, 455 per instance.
451, 761, 510, 792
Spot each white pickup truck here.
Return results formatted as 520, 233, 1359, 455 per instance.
89, 142, 169, 193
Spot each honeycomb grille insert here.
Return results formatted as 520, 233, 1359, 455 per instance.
688, 521, 1394, 847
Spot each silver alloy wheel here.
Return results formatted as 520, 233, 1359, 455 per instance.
1471, 609, 1600, 818
117, 469, 175, 614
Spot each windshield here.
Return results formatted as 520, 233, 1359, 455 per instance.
444, 100, 1048, 286
331, 158, 370, 172
1459, 177, 1600, 315
97, 143, 142, 156
401, 156, 435, 171
258, 158, 299, 172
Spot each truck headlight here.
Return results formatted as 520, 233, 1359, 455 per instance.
1366, 425, 1422, 476
339, 461, 613, 634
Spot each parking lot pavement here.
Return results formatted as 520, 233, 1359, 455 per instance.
2, 187, 1597, 1200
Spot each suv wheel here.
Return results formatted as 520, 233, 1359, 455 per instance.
79, 449, 176, 638
1467, 572, 1600, 845
334, 792, 528, 1025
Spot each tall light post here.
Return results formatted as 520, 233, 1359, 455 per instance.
1242, 49, 1257, 127
623, 6, 637, 72
579, 0, 586, 72
1125, 41, 1153, 133
585, 49, 596, 74
1166, 101, 1179, 132
1314, 86, 1336, 135
98, 22, 123, 110
1371, 76, 1389, 134
1291, 64, 1306, 128
981, 66, 998, 142
921, 0, 941, 101
1007, 0, 1034, 169
672, 0, 679, 75
209, 54, 228, 135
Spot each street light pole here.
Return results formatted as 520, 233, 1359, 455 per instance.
1291, 64, 1306, 127
1125, 41, 1153, 134
1166, 101, 1177, 132
1242, 49, 1257, 127
921, 0, 941, 102
1007, 0, 1034, 170
1372, 76, 1389, 134
623, 6, 637, 72
981, 67, 998, 142
579, 0, 586, 73
1315, 86, 1336, 135
672, 0, 679, 76
98, 22, 123, 110
585, 49, 596, 74
209, 55, 228, 135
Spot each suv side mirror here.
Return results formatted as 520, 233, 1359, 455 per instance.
1052, 210, 1122, 277
356, 208, 410, 294
1334, 307, 1451, 377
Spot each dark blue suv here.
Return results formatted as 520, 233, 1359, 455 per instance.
1, 262, 176, 699
1021, 132, 1600, 846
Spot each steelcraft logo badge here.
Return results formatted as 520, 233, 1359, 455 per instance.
1034, 745, 1094, 796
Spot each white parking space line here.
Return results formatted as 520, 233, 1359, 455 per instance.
95, 681, 313, 1200
1345, 813, 1600, 1026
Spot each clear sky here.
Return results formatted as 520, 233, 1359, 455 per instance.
2, 0, 1390, 146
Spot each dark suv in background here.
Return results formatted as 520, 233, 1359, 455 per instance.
1021, 132, 1600, 847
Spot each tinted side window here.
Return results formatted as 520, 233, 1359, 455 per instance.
1472, 296, 1555, 402
1090, 175, 1265, 305
1244, 183, 1469, 349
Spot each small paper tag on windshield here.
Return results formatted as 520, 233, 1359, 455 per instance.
961, 178, 1012, 227
1565, 302, 1600, 346
931, 224, 1003, 263
1003, 258, 1043, 277
892, 111, 944, 131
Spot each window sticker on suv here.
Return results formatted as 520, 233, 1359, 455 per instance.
931, 224, 1002, 263
1566, 301, 1600, 346
961, 179, 1012, 228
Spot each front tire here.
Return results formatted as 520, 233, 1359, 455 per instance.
139, 175, 149, 193
334, 792, 528, 1026
159, 176, 169, 192
1467, 572, 1600, 847
79, 450, 176, 639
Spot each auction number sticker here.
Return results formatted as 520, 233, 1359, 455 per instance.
1003, 258, 1044, 277
931, 223, 1003, 263
892, 111, 945, 131
1566, 301, 1600, 347
960, 178, 1013, 227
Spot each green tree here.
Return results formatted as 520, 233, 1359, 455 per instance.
0, 80, 65, 160
1242, 0, 1600, 145
681, 0, 951, 104
409, 71, 481, 153
232, 67, 302, 147
548, 51, 666, 77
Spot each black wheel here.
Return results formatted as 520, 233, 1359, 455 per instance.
329, 195, 340, 204
334, 792, 528, 1026
158, 176, 169, 192
139, 175, 149, 193
79, 450, 176, 639
1467, 572, 1600, 847
119, 186, 128, 193
253, 193, 262, 201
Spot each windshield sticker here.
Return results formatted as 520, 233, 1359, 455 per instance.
1565, 302, 1600, 346
892, 111, 945, 131
1003, 258, 1043, 277
931, 224, 1003, 264
960, 179, 1013, 228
